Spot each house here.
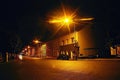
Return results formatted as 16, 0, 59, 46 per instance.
45, 25, 99, 59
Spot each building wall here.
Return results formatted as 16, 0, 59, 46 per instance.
46, 33, 76, 57
78, 26, 97, 56
46, 40, 60, 57
46, 26, 97, 57
40, 44, 46, 58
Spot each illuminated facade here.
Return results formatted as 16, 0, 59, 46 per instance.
46, 26, 97, 59
110, 45, 120, 57
24, 25, 116, 58
23, 43, 44, 58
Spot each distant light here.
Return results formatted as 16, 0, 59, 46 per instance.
19, 54, 23, 60
27, 45, 30, 49
33, 40, 40, 44
25, 48, 27, 51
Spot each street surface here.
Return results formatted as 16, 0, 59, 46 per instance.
0, 56, 120, 80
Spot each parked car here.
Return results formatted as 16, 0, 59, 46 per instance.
57, 54, 69, 60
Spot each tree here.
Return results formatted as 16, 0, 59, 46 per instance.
8, 34, 22, 54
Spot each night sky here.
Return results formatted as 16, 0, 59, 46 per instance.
0, 0, 120, 47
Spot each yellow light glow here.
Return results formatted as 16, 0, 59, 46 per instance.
49, 16, 73, 25
75, 18, 94, 21
48, 6, 77, 35
48, 5, 94, 36
19, 54, 23, 60
64, 18, 69, 23
27, 45, 30, 49
33, 40, 40, 44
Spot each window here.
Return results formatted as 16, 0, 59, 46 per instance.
71, 37, 74, 43
62, 40, 65, 45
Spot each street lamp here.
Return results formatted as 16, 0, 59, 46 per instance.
48, 8, 94, 42
33, 39, 40, 44
48, 6, 94, 60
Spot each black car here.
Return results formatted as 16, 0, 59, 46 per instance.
57, 54, 69, 60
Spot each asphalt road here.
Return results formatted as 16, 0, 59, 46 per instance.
0, 57, 120, 80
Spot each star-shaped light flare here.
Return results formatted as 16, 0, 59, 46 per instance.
48, 6, 94, 35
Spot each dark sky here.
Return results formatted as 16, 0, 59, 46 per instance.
0, 0, 120, 46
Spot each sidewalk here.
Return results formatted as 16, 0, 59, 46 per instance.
23, 56, 57, 60
78, 57, 120, 61
22, 55, 120, 61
